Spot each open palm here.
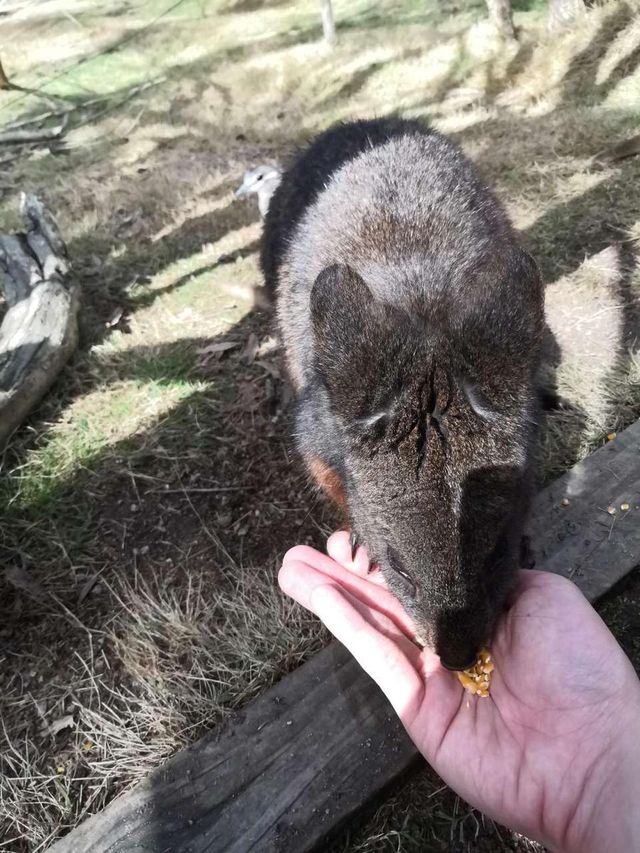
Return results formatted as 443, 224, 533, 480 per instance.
279, 532, 640, 852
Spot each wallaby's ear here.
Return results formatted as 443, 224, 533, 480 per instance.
310, 264, 374, 346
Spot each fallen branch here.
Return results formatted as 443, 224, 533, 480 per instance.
594, 134, 640, 165
0, 193, 78, 448
0, 121, 66, 145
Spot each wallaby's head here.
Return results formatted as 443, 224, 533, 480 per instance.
311, 259, 544, 670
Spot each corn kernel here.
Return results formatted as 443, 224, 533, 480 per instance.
456, 647, 493, 698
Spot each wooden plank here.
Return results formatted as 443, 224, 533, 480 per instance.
53, 644, 422, 853
51, 421, 640, 853
529, 418, 640, 602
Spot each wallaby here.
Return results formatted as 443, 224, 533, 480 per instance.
261, 118, 544, 671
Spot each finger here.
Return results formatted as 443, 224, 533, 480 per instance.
310, 582, 425, 720
340, 587, 424, 668
326, 531, 386, 582
281, 547, 416, 638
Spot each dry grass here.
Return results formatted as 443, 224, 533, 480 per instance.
1, 0, 640, 849
1, 561, 326, 850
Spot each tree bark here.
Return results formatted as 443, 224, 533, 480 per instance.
0, 194, 78, 449
320, 0, 336, 46
486, 0, 516, 41
548, 0, 585, 30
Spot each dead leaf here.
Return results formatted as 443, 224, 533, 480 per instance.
236, 381, 262, 412
115, 208, 145, 239
242, 333, 260, 364
77, 573, 99, 606
257, 360, 281, 380
594, 133, 640, 164
105, 307, 124, 328
49, 714, 75, 736
256, 336, 278, 357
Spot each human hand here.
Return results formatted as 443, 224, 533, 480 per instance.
279, 533, 640, 852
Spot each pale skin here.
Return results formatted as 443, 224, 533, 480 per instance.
279, 531, 640, 853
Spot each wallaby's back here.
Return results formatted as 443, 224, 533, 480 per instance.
262, 118, 528, 389
261, 118, 430, 298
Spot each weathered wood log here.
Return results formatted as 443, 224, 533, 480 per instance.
0, 193, 77, 448
51, 419, 640, 853
0, 122, 66, 146
528, 420, 640, 601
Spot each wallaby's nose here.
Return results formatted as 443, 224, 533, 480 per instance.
439, 651, 479, 672
435, 610, 485, 672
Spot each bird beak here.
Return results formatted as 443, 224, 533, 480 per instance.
234, 182, 249, 198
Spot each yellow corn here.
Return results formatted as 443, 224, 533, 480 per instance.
456, 648, 493, 698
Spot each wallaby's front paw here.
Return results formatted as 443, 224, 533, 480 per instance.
349, 529, 375, 573
349, 529, 360, 562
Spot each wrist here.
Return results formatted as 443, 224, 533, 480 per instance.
559, 694, 640, 853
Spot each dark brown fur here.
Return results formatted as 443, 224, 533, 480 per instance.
262, 118, 544, 670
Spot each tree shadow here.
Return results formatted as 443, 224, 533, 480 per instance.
316, 60, 387, 107
218, 0, 292, 13
559, 1, 638, 104
0, 136, 266, 493
68, 193, 259, 340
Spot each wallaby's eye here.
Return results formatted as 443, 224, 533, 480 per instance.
463, 381, 499, 423
353, 410, 388, 443
358, 411, 387, 429
387, 546, 417, 599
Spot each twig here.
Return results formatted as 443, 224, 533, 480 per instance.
151, 486, 250, 494
63, 10, 89, 28
0, 122, 65, 145
0, 58, 68, 111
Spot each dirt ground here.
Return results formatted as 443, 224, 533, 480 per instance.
0, 0, 640, 850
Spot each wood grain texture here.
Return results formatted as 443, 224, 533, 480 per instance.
0, 193, 77, 449
529, 418, 640, 602
52, 643, 421, 853
51, 422, 640, 853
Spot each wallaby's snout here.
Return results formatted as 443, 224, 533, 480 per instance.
435, 610, 489, 672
